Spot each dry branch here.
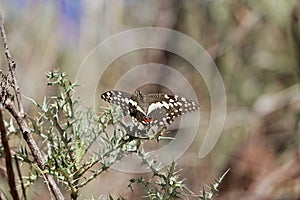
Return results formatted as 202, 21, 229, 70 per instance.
0, 13, 65, 200
0, 106, 19, 200
14, 155, 27, 200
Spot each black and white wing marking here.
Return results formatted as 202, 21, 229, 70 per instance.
101, 90, 199, 126
146, 94, 199, 126
101, 90, 133, 111
101, 90, 146, 121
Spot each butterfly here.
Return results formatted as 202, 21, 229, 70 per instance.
101, 90, 199, 126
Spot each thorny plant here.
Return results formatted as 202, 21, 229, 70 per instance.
15, 71, 143, 199
1, 71, 228, 199
129, 151, 229, 200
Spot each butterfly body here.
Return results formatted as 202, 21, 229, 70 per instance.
101, 90, 199, 126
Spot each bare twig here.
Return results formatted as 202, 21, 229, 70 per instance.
14, 155, 27, 200
0, 106, 20, 200
4, 98, 45, 167
0, 13, 65, 200
0, 17, 23, 115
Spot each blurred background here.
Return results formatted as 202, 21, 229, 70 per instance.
0, 0, 299, 199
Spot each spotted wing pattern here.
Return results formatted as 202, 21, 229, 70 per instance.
101, 90, 145, 121
101, 90, 132, 110
101, 90, 199, 126
145, 94, 199, 125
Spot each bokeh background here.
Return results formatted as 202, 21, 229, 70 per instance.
0, 0, 299, 199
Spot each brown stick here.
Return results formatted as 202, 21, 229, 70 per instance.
0, 13, 65, 200
0, 106, 20, 200
14, 155, 27, 200
0, 20, 23, 115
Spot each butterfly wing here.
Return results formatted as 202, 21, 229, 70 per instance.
101, 90, 147, 123
101, 91, 199, 126
101, 90, 132, 110
146, 94, 199, 126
